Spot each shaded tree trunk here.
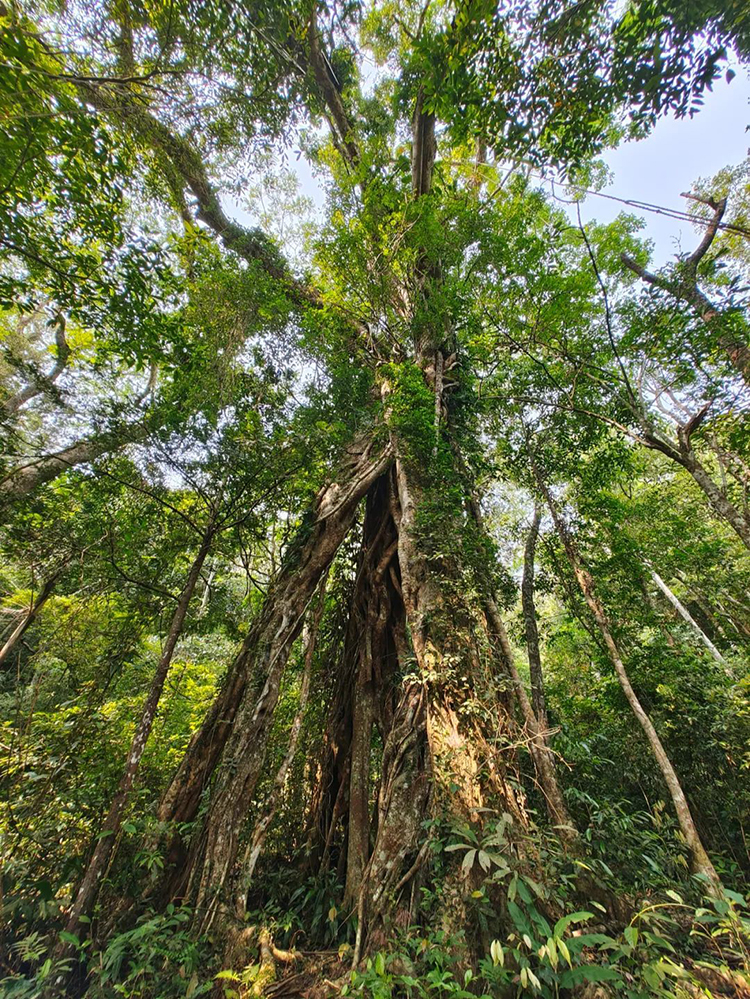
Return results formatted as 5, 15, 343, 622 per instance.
482, 593, 576, 842
58, 515, 216, 955
461, 487, 574, 841
344, 477, 401, 908
234, 574, 328, 917
521, 505, 547, 730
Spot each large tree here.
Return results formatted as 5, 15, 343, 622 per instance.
1, 0, 748, 996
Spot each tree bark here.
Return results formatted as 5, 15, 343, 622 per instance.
344, 478, 401, 908
462, 487, 574, 840
0, 569, 62, 669
355, 441, 527, 955
178, 436, 392, 933
0, 421, 149, 508
676, 447, 750, 551
641, 418, 750, 552
621, 195, 750, 385
647, 566, 730, 671
522, 505, 547, 730
234, 574, 328, 917
482, 594, 576, 842
533, 461, 723, 895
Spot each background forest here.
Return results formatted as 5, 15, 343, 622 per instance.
1, 0, 750, 996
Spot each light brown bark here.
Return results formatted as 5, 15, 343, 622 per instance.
354, 441, 527, 957
483, 594, 576, 842
534, 462, 722, 895
463, 488, 574, 840
0, 570, 62, 669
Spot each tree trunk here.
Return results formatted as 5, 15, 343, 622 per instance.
461, 487, 574, 841
179, 436, 392, 933
647, 566, 730, 671
534, 462, 723, 895
521, 505, 547, 730
355, 444, 526, 956
0, 422, 149, 509
676, 445, 750, 552
482, 594, 576, 842
0, 569, 62, 669
344, 477, 401, 908
234, 574, 328, 917
58, 517, 215, 952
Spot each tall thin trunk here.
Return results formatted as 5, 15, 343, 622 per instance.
533, 462, 723, 895
483, 594, 576, 842
521, 505, 547, 730
647, 566, 730, 671
0, 570, 62, 669
304, 625, 355, 875
60, 518, 215, 945
234, 574, 328, 917
462, 489, 574, 840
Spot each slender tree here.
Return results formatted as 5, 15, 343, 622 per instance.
530, 452, 723, 895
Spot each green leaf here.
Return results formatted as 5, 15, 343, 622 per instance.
624, 926, 639, 947
553, 911, 594, 938
560, 965, 622, 987
462, 849, 477, 872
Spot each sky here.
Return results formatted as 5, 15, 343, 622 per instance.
572, 67, 750, 266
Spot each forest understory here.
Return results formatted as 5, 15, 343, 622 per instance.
1, 0, 750, 996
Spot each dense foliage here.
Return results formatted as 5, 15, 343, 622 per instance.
0, 0, 748, 997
